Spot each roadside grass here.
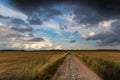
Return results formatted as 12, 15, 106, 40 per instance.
76, 53, 120, 80
75, 51, 120, 64
0, 51, 67, 80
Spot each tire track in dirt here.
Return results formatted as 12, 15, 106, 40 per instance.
51, 53, 102, 80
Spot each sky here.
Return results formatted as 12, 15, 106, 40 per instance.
0, 0, 120, 50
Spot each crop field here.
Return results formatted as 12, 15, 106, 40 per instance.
76, 51, 120, 80
0, 51, 67, 80
0, 51, 120, 80
75, 51, 120, 64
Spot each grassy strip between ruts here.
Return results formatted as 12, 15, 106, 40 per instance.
76, 54, 120, 80
0, 53, 67, 80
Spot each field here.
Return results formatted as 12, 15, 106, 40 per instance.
0, 51, 67, 80
75, 51, 120, 63
0, 51, 120, 80
75, 51, 120, 80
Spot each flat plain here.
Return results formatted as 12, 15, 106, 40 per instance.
0, 51, 119, 80
0, 51, 67, 80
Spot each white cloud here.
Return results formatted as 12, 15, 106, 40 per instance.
98, 20, 116, 28
81, 20, 115, 40
62, 17, 118, 41
55, 45, 62, 49
0, 23, 22, 41
89, 32, 95, 37
42, 20, 60, 30
81, 32, 95, 40
10, 40, 52, 50
0, 23, 3, 26
0, 23, 60, 50
61, 13, 75, 23
0, 4, 28, 21
81, 35, 89, 39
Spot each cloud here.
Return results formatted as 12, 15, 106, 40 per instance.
28, 37, 44, 42
73, 7, 99, 24
41, 20, 61, 31
82, 32, 95, 40
9, 0, 120, 24
11, 26, 33, 32
0, 15, 10, 19
0, 23, 58, 50
59, 24, 68, 30
55, 45, 62, 50
69, 40, 76, 43
8, 0, 120, 27
89, 32, 95, 37
27, 17, 42, 25
99, 20, 113, 28
10, 0, 120, 11
82, 19, 120, 46
10, 18, 26, 25
9, 40, 52, 50
1, 0, 120, 49
0, 4, 28, 20
72, 5, 119, 25
0, 23, 23, 42
27, 7, 62, 23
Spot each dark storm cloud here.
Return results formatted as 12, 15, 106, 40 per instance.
11, 27, 33, 32
9, 0, 120, 11
8, 0, 120, 47
42, 8, 62, 18
84, 20, 120, 46
73, 6, 120, 25
26, 7, 62, 25
8, 0, 63, 25
9, 0, 62, 13
9, 0, 120, 25
39, 8, 62, 21
73, 7, 101, 24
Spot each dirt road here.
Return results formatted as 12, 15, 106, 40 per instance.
52, 54, 102, 80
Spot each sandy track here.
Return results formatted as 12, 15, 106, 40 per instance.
52, 54, 102, 80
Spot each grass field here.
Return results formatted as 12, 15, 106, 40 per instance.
75, 51, 120, 80
0, 51, 67, 80
75, 51, 120, 63
0, 51, 120, 80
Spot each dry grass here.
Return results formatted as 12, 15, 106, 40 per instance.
75, 51, 120, 80
75, 51, 120, 64
0, 51, 67, 80
75, 51, 120, 63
